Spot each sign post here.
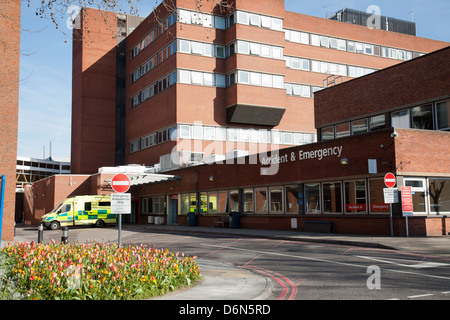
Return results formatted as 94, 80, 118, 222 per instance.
401, 186, 414, 237
384, 173, 397, 237
111, 174, 131, 247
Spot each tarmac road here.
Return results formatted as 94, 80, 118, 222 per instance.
9, 223, 450, 302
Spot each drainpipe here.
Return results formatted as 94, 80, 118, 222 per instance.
0, 175, 5, 247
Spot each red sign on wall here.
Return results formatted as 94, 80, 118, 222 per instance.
401, 186, 414, 217
346, 203, 367, 211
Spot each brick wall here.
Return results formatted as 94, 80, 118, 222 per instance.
0, 0, 20, 242
71, 8, 118, 174
314, 46, 450, 128
395, 129, 450, 176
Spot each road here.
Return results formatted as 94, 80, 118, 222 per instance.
18, 225, 450, 301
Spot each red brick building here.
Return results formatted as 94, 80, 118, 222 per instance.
71, 0, 448, 175
23, 1, 449, 237
0, 0, 21, 242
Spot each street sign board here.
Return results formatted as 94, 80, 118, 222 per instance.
384, 188, 399, 204
111, 174, 131, 193
401, 186, 414, 217
111, 193, 131, 215
384, 173, 396, 188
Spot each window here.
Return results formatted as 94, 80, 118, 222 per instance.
216, 45, 226, 58
215, 16, 226, 29
191, 42, 203, 55
84, 202, 92, 212
237, 11, 249, 25
249, 43, 260, 55
255, 188, 268, 213
404, 178, 427, 214
429, 178, 450, 214
352, 119, 368, 135
250, 72, 261, 86
204, 73, 214, 86
345, 180, 367, 213
208, 192, 218, 213
272, 47, 283, 59
335, 123, 350, 138
321, 126, 334, 141
261, 45, 271, 58
192, 125, 203, 139
305, 184, 320, 214
270, 187, 283, 213
285, 185, 300, 214
216, 127, 227, 141
261, 73, 272, 87
204, 126, 215, 140
217, 191, 228, 213
229, 190, 239, 212
261, 15, 271, 28
204, 43, 213, 57
228, 128, 238, 141
271, 18, 283, 31
237, 40, 249, 54
238, 70, 249, 84
391, 109, 411, 128
243, 189, 253, 213
191, 71, 203, 85
249, 13, 260, 26
412, 105, 433, 130
369, 179, 390, 214
273, 75, 284, 89
370, 115, 386, 132
436, 100, 450, 130
322, 182, 342, 213
179, 69, 190, 84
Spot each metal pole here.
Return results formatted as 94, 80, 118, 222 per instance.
0, 175, 5, 248
38, 223, 44, 243
118, 214, 122, 248
389, 204, 394, 237
61, 226, 69, 244
405, 216, 409, 237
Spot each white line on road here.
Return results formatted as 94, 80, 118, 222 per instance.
200, 243, 450, 281
408, 294, 434, 299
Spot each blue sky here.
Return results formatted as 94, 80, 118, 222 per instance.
18, 0, 450, 160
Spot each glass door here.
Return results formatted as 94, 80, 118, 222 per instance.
404, 178, 428, 214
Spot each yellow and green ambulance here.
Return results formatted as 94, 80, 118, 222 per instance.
40, 195, 117, 230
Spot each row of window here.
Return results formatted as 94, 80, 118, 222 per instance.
284, 28, 424, 62
285, 56, 376, 78
130, 123, 317, 154
132, 38, 285, 85
130, 11, 178, 59
130, 71, 177, 108
321, 99, 450, 141
177, 124, 316, 145
131, 41, 177, 84
141, 177, 449, 216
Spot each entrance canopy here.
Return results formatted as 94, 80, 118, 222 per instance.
129, 173, 179, 186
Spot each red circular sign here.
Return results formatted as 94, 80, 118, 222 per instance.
111, 174, 131, 193
384, 173, 396, 188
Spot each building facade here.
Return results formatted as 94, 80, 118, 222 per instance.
71, 0, 449, 175
0, 0, 21, 242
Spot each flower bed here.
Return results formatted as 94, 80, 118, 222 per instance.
0, 240, 202, 300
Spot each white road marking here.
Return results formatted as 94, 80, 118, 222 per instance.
408, 294, 434, 299
355, 255, 450, 269
200, 243, 450, 281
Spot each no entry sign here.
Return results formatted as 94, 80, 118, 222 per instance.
111, 174, 131, 193
384, 173, 396, 188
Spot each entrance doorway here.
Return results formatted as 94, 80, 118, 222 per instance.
168, 197, 178, 225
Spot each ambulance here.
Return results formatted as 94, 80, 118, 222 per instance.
40, 195, 117, 230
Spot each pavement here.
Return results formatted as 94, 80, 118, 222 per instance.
7, 224, 450, 300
